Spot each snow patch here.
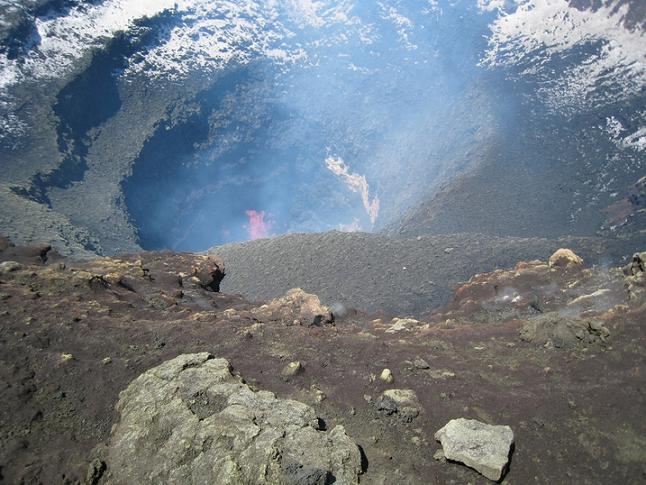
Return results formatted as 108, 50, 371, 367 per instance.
378, 2, 417, 51
604, 117, 646, 152
481, 0, 646, 114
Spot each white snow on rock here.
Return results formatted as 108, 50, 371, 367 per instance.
0, 0, 364, 140
480, 0, 646, 114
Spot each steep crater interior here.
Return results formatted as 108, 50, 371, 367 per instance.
122, 62, 378, 252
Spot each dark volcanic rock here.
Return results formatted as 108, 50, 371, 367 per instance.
192, 255, 226, 292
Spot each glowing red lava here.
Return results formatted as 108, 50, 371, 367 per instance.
245, 210, 273, 240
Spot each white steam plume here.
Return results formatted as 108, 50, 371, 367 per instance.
325, 155, 380, 224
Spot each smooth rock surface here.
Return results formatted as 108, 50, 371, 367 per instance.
105, 353, 361, 484
434, 418, 514, 481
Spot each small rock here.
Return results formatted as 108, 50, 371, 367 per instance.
412, 357, 430, 369
434, 418, 514, 481
589, 320, 610, 338
102, 357, 112, 365
379, 368, 394, 383
548, 248, 583, 268
61, 353, 75, 362
376, 389, 421, 421
0, 261, 22, 273
311, 385, 326, 402
191, 255, 225, 292
376, 395, 398, 415
252, 288, 334, 326
386, 318, 422, 333
428, 369, 456, 380
282, 361, 304, 377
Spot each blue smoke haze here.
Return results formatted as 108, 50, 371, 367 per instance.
125, 1, 514, 251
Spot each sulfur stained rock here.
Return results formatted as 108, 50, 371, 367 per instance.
252, 288, 334, 326
385, 317, 423, 333
548, 248, 584, 269
105, 353, 361, 484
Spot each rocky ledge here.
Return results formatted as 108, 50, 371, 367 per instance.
0, 238, 645, 484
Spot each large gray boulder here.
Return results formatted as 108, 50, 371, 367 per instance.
105, 353, 361, 484
434, 418, 514, 481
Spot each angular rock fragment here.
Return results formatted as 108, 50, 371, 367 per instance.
434, 418, 514, 481
252, 288, 334, 326
379, 368, 394, 383
385, 317, 422, 333
282, 361, 304, 377
376, 389, 421, 421
192, 255, 225, 292
105, 353, 361, 484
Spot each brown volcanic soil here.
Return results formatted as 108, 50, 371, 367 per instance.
0, 237, 645, 484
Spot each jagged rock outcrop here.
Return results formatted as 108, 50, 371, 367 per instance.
519, 313, 610, 348
191, 255, 226, 292
435, 418, 514, 481
624, 251, 646, 300
105, 353, 361, 485
429, 247, 640, 326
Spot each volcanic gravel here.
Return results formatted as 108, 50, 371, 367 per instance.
211, 231, 644, 316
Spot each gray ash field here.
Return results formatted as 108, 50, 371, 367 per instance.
212, 231, 645, 316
